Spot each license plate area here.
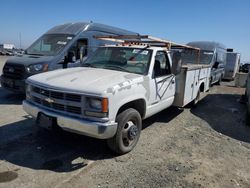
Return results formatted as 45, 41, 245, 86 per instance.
37, 113, 55, 129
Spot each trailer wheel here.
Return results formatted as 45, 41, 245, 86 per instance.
107, 108, 142, 154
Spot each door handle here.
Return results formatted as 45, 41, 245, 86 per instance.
171, 80, 175, 84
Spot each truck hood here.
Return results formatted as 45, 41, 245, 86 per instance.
6, 54, 55, 66
27, 67, 144, 95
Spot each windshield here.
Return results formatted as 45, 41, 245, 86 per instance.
181, 50, 214, 64
83, 47, 152, 75
26, 34, 74, 56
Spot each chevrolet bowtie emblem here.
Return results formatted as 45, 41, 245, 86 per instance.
44, 98, 54, 103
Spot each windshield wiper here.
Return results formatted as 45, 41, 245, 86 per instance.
103, 65, 131, 73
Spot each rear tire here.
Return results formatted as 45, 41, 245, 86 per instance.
216, 76, 222, 85
191, 90, 200, 107
209, 77, 213, 87
107, 108, 142, 154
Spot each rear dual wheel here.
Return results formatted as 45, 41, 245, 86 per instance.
216, 76, 222, 85
191, 89, 200, 107
107, 108, 142, 154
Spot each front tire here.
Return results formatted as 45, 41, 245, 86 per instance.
107, 108, 142, 154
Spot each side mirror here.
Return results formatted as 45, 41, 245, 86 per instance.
213, 62, 219, 69
62, 51, 76, 69
172, 52, 182, 75
79, 46, 86, 63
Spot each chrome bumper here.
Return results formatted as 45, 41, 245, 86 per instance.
23, 100, 117, 139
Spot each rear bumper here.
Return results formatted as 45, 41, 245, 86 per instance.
23, 100, 117, 139
0, 76, 26, 93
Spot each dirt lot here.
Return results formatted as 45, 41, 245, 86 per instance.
0, 56, 250, 188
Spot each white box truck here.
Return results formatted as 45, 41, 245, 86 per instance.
23, 35, 210, 154
224, 52, 240, 80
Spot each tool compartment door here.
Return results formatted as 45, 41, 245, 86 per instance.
192, 69, 200, 100
199, 67, 208, 79
183, 70, 195, 105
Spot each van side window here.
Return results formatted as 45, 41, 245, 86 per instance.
153, 51, 171, 77
70, 39, 88, 60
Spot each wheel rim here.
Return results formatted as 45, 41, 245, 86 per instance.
122, 120, 139, 147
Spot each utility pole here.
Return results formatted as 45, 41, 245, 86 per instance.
19, 32, 22, 49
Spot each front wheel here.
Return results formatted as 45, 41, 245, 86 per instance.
107, 108, 142, 154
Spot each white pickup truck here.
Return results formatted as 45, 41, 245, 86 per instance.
23, 35, 211, 154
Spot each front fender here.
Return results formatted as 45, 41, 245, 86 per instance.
108, 84, 148, 121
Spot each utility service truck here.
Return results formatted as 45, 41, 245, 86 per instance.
23, 35, 211, 154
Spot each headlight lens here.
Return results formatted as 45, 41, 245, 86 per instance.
85, 97, 109, 118
27, 63, 48, 73
33, 64, 43, 71
89, 98, 102, 110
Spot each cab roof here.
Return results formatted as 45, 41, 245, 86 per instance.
45, 22, 138, 36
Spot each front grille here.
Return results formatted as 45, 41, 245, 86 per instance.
3, 63, 26, 79
1, 82, 20, 90
29, 85, 83, 116
66, 105, 81, 114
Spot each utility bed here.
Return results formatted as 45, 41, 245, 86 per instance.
173, 64, 211, 107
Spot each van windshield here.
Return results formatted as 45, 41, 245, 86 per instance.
83, 47, 152, 75
181, 50, 214, 64
26, 34, 74, 56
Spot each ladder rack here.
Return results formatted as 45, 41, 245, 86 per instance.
94, 35, 200, 51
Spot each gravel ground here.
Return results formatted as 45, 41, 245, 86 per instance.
0, 56, 250, 188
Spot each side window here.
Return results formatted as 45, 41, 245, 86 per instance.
33, 40, 51, 52
70, 39, 88, 60
153, 51, 171, 77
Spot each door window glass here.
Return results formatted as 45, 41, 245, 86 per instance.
153, 51, 171, 77
70, 39, 88, 60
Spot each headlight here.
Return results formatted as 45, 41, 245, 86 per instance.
85, 97, 108, 118
27, 63, 48, 73
89, 98, 102, 110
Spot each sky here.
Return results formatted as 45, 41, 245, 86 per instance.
0, 0, 249, 62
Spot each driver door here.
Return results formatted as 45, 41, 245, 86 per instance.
150, 51, 175, 110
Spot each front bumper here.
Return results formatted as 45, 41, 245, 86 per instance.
23, 100, 117, 139
0, 76, 26, 93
